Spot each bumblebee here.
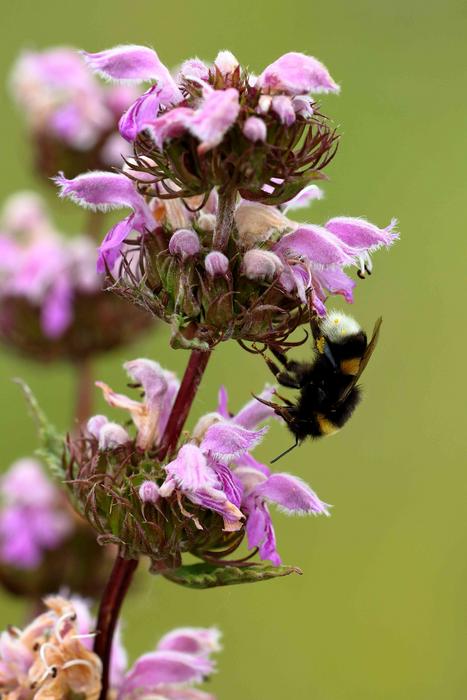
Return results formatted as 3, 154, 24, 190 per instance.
255, 310, 382, 462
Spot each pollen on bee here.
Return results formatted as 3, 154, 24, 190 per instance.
321, 310, 361, 342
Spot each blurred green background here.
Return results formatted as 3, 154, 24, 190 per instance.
0, 0, 466, 698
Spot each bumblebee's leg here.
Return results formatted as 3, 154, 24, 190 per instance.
252, 395, 296, 422
260, 352, 301, 389
273, 392, 294, 406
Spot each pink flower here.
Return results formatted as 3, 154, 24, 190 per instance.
189, 87, 240, 153
242, 116, 267, 142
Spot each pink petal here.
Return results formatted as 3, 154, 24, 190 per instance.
273, 225, 354, 266
147, 107, 195, 149
189, 87, 240, 153
201, 423, 267, 461
97, 213, 136, 273
325, 217, 399, 252
258, 52, 340, 95
118, 85, 161, 141
234, 385, 277, 429
81, 44, 182, 104
313, 266, 356, 304
283, 184, 324, 213
253, 473, 330, 515
158, 627, 221, 655
41, 275, 73, 338
245, 499, 280, 565
271, 95, 296, 125
243, 116, 267, 142
164, 445, 220, 492
118, 650, 213, 697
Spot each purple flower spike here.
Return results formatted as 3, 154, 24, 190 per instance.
258, 51, 340, 95
118, 85, 161, 141
82, 44, 182, 104
242, 116, 267, 142
273, 225, 354, 266
204, 251, 229, 277
189, 87, 240, 153
169, 229, 201, 260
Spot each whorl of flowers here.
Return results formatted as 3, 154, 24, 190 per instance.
65, 358, 328, 572
57, 45, 398, 351
10, 46, 139, 179
0, 459, 113, 600
0, 192, 151, 361
0, 594, 219, 699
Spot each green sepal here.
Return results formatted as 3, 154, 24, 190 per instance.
15, 379, 65, 480
162, 562, 302, 589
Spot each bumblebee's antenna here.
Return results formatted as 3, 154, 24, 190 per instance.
271, 438, 299, 464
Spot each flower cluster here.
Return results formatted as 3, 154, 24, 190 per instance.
0, 192, 151, 361
0, 459, 113, 600
10, 46, 138, 179
57, 45, 398, 349
66, 358, 328, 570
0, 594, 220, 700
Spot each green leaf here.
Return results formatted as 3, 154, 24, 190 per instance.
14, 379, 65, 480
162, 562, 302, 589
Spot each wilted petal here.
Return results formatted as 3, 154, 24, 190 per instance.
325, 217, 399, 252
189, 87, 240, 153
118, 650, 213, 698
258, 52, 340, 95
82, 44, 182, 104
274, 225, 354, 266
201, 422, 267, 461
95, 381, 145, 428
164, 445, 219, 492
283, 184, 324, 213
253, 473, 330, 515
242, 249, 284, 281
119, 85, 161, 141
235, 202, 293, 248
124, 359, 177, 411
158, 627, 221, 656
271, 95, 296, 125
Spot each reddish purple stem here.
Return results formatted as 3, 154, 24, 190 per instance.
94, 348, 211, 699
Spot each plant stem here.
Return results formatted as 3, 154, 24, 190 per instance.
94, 349, 211, 697
158, 349, 211, 460
212, 187, 237, 252
74, 358, 93, 428
94, 555, 138, 700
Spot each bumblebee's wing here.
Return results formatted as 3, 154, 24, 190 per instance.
337, 317, 382, 403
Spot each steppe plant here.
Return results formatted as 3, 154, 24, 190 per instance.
0, 42, 398, 700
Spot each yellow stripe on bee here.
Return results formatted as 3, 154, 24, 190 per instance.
340, 357, 361, 375
316, 336, 326, 354
316, 414, 340, 436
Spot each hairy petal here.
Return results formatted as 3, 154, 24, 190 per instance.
189, 87, 240, 153
157, 627, 221, 656
253, 473, 330, 515
273, 225, 354, 266
118, 650, 213, 697
258, 52, 340, 95
164, 445, 220, 492
147, 107, 194, 149
234, 385, 277, 429
118, 85, 161, 141
81, 44, 182, 104
325, 216, 399, 252
245, 500, 280, 565
283, 184, 324, 213
201, 423, 268, 461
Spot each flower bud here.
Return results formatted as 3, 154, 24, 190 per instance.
192, 412, 223, 442
139, 480, 160, 504
168, 229, 201, 260
214, 50, 239, 76
257, 94, 272, 114
235, 202, 292, 248
87, 414, 109, 440
243, 116, 267, 142
204, 251, 229, 277
98, 422, 131, 450
242, 249, 284, 281
197, 213, 217, 232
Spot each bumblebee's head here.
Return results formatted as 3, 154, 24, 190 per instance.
319, 311, 367, 372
